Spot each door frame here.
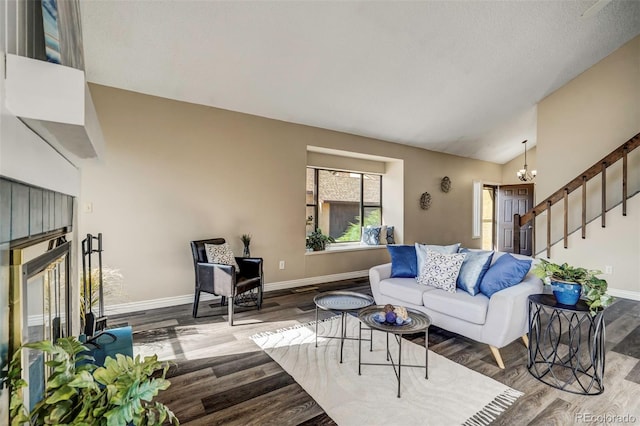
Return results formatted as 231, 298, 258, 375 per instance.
482, 184, 498, 251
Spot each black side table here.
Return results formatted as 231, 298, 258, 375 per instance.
527, 294, 605, 395
358, 305, 431, 398
313, 291, 374, 363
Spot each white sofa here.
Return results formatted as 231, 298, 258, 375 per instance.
369, 252, 543, 369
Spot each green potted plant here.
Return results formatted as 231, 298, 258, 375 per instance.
532, 259, 613, 315
9, 336, 179, 425
306, 228, 335, 251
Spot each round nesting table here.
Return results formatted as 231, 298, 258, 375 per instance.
358, 305, 431, 397
527, 294, 605, 395
313, 291, 375, 363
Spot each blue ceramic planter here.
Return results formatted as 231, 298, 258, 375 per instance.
551, 280, 582, 305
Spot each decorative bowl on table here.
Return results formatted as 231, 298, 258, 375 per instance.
372, 304, 412, 326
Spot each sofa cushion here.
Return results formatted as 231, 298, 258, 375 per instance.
457, 249, 494, 296
479, 253, 532, 297
422, 289, 490, 325
379, 278, 434, 306
415, 242, 461, 274
416, 250, 466, 293
387, 245, 418, 278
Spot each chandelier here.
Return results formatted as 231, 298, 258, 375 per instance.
516, 140, 537, 182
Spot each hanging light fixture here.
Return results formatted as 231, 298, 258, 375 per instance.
516, 140, 537, 182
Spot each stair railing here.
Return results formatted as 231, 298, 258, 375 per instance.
514, 132, 640, 258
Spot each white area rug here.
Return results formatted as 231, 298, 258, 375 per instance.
251, 315, 523, 426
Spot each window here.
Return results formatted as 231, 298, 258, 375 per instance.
306, 167, 382, 242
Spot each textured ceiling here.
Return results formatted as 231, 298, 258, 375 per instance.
80, 1, 640, 164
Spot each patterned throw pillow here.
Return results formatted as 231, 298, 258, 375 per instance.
386, 226, 395, 244
362, 226, 381, 245
205, 242, 240, 272
416, 249, 466, 293
415, 242, 461, 275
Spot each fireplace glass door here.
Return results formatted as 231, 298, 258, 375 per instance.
12, 240, 71, 411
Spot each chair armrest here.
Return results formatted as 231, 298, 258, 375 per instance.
236, 257, 263, 279
196, 262, 235, 296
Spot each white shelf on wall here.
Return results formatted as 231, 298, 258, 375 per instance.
4, 54, 104, 161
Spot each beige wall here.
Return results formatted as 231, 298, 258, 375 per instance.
535, 35, 640, 294
81, 84, 502, 304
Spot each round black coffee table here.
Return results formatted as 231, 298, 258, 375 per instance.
313, 291, 375, 363
358, 305, 431, 397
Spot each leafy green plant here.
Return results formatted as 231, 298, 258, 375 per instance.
532, 259, 614, 315
9, 336, 178, 426
335, 209, 381, 242
306, 229, 335, 251
240, 234, 252, 245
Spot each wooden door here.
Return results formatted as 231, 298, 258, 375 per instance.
498, 184, 533, 255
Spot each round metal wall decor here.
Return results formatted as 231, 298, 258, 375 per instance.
420, 192, 432, 210
441, 176, 451, 193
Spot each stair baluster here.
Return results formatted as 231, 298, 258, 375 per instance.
512, 132, 640, 257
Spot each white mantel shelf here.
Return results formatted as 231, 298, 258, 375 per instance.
4, 54, 105, 161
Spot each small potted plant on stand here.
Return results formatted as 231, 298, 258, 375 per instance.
532, 259, 614, 315
306, 229, 335, 251
241, 234, 252, 257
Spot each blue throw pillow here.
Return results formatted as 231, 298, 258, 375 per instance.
415, 242, 461, 275
479, 253, 532, 298
387, 245, 418, 278
362, 226, 381, 245
457, 249, 494, 296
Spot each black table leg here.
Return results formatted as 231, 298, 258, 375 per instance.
397, 336, 402, 398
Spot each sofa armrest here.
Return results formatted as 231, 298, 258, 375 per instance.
369, 263, 392, 303
480, 273, 543, 348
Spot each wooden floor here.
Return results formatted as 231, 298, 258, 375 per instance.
111, 278, 640, 425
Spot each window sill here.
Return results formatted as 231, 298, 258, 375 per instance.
305, 243, 388, 255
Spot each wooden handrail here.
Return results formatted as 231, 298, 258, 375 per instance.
519, 132, 640, 226
514, 131, 640, 256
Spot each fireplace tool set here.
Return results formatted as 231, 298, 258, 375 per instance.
82, 233, 107, 337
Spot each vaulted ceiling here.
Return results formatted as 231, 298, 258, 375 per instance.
80, 0, 640, 164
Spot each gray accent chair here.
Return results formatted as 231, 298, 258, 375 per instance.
190, 238, 263, 325
369, 251, 542, 368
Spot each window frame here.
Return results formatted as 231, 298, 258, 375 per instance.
306, 167, 382, 243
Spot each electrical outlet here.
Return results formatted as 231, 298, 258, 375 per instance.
279, 260, 285, 270
604, 265, 613, 274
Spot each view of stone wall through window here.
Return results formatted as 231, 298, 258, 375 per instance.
306, 168, 381, 242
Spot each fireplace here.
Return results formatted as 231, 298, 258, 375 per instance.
0, 178, 75, 413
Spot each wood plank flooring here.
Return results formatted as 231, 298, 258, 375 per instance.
110, 278, 640, 425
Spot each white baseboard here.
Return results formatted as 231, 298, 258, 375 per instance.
264, 270, 368, 292
104, 270, 369, 316
104, 292, 219, 316
607, 288, 640, 302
